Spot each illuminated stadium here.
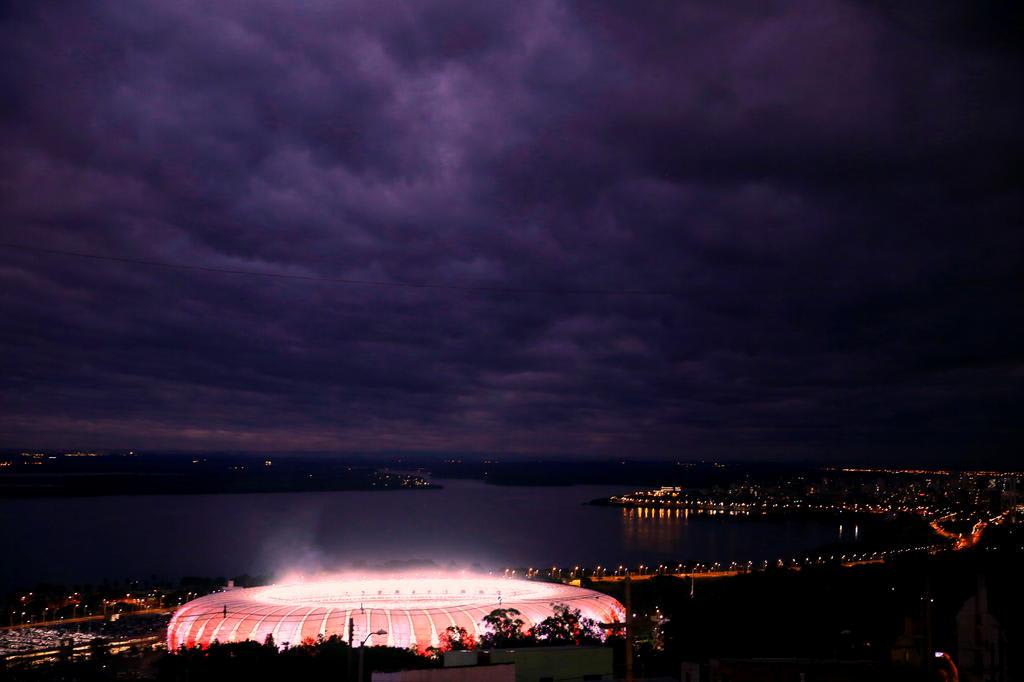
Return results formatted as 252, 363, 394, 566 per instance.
167, 575, 624, 651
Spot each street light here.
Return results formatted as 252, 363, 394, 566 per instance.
357, 629, 387, 682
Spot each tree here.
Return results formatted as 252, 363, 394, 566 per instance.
533, 603, 602, 646
437, 625, 476, 652
480, 608, 533, 649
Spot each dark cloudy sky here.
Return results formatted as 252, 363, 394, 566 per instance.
1, 1, 1021, 463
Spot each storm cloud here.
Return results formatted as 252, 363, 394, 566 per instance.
1, 1, 1021, 463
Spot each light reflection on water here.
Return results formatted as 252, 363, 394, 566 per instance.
621, 507, 691, 554
617, 504, 858, 566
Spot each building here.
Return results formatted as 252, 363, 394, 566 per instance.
377, 647, 614, 682
373, 663, 515, 682
486, 646, 613, 682
374, 647, 614, 682
956, 578, 1008, 682
167, 574, 624, 651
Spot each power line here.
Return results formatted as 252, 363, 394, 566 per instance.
0, 242, 675, 297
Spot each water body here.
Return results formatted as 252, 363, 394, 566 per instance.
0, 479, 859, 590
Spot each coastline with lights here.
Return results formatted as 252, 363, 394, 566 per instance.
591, 467, 1023, 568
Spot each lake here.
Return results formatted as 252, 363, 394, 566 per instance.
0, 478, 859, 590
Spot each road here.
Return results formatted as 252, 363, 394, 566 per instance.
0, 608, 172, 632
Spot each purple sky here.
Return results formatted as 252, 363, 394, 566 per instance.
1, 2, 1021, 462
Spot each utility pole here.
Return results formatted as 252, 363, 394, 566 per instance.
347, 618, 355, 681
